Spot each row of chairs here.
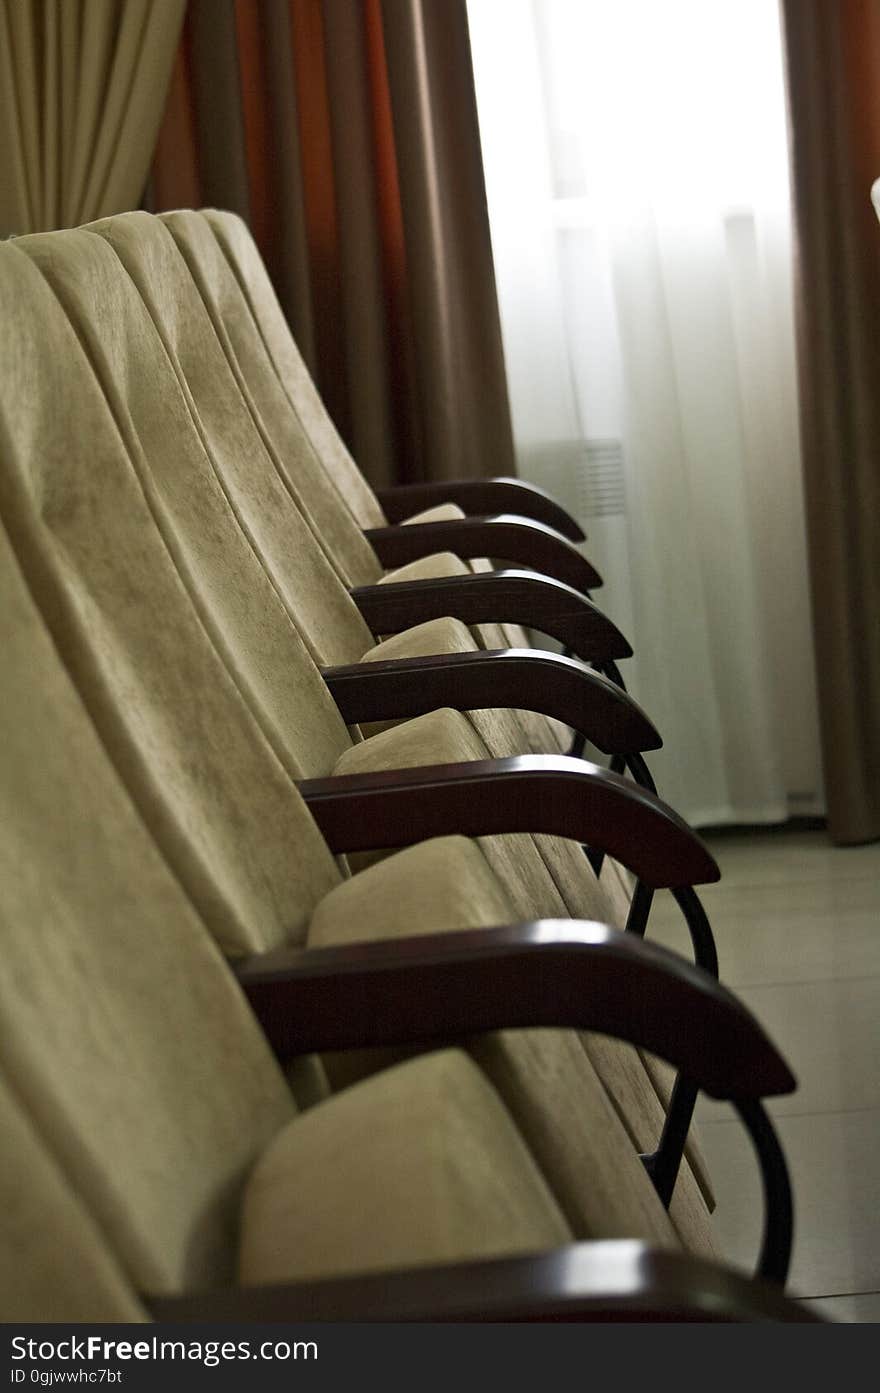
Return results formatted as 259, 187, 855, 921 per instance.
0, 210, 813, 1321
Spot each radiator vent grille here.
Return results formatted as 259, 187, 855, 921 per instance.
520, 439, 626, 521
573, 439, 626, 518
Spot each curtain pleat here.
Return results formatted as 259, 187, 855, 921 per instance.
782, 0, 880, 844
379, 0, 515, 482
256, 0, 315, 367
187, 0, 249, 218
149, 0, 515, 490
0, 0, 185, 235
322, 0, 402, 476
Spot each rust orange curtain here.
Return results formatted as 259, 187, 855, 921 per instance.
148, 0, 516, 492
782, 0, 880, 844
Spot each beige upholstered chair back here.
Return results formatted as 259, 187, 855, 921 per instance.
0, 240, 341, 956
0, 523, 294, 1295
0, 1076, 146, 1321
161, 208, 383, 590
205, 207, 387, 532
85, 211, 377, 670
18, 224, 357, 786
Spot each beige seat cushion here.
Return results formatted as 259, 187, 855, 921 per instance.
332, 723, 718, 1217
377, 550, 471, 587
332, 707, 572, 920
363, 615, 477, 663
402, 503, 468, 524
239, 1050, 574, 1286
309, 836, 512, 949
468, 1032, 684, 1250
322, 712, 716, 1253
466, 554, 573, 752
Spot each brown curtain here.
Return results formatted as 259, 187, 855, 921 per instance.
147, 0, 516, 492
782, 0, 880, 845
0, 0, 185, 235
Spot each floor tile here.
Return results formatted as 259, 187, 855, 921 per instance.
695, 975, 880, 1120
696, 833, 880, 890
697, 1108, 880, 1299
801, 1291, 880, 1323
649, 884, 880, 988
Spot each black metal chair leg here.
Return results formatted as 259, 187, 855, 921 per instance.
734, 1099, 794, 1285
641, 1073, 699, 1209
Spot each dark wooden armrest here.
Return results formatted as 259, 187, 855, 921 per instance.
366, 515, 602, 593
352, 569, 632, 662
234, 922, 790, 1100
321, 648, 660, 754
376, 476, 586, 542
147, 1240, 820, 1321
298, 755, 717, 887
238, 923, 795, 1284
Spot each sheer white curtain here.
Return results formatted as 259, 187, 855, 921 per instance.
469, 0, 823, 825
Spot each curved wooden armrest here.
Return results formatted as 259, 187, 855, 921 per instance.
352, 569, 632, 662
366, 515, 602, 593
237, 923, 795, 1284
376, 476, 586, 542
146, 1240, 819, 1322
298, 754, 718, 887
321, 648, 660, 754
234, 922, 791, 1100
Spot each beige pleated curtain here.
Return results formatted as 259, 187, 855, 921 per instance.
148, 0, 516, 492
0, 0, 185, 235
782, 0, 880, 844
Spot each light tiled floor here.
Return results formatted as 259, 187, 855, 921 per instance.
648, 829, 880, 1322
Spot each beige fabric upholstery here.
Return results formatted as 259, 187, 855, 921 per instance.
402, 503, 468, 524
13, 224, 599, 933
309, 836, 513, 949
160, 208, 383, 591
468, 1032, 682, 1250
205, 206, 388, 531
86, 212, 376, 668
82, 214, 581, 784
0, 240, 341, 957
167, 211, 543, 679
326, 708, 714, 1252
3, 226, 629, 953
19, 228, 354, 786
377, 550, 471, 586
193, 208, 573, 750
332, 708, 572, 920
363, 615, 477, 662
333, 705, 619, 926
584, 1036, 717, 1242
0, 521, 295, 1294
240, 1051, 574, 1285
0, 520, 637, 1306
96, 213, 568, 756
0, 1078, 146, 1322
1, 221, 715, 1263
463, 556, 573, 753
362, 614, 573, 765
